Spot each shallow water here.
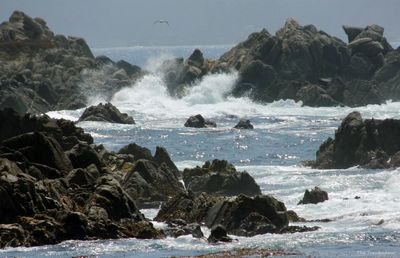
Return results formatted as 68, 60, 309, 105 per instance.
4, 45, 400, 257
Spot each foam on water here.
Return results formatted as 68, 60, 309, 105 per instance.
36, 49, 400, 257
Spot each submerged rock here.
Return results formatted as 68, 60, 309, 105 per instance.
298, 187, 328, 205
184, 114, 217, 128
78, 102, 135, 124
234, 119, 254, 129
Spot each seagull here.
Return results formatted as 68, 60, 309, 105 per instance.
153, 20, 169, 26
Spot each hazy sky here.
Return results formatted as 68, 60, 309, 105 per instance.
1, 0, 399, 47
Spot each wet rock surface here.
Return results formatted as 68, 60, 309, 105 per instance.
0, 110, 167, 248
298, 187, 329, 205
0, 11, 142, 114
182, 159, 261, 197
184, 114, 217, 128
312, 111, 400, 169
77, 102, 135, 124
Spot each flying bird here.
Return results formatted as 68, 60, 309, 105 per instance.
153, 20, 169, 26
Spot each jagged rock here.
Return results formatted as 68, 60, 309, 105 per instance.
182, 159, 261, 197
184, 114, 216, 128
298, 187, 328, 205
0, 110, 162, 248
205, 195, 289, 236
1, 132, 73, 173
78, 102, 135, 124
118, 143, 153, 161
0, 108, 93, 147
234, 119, 254, 129
66, 142, 103, 170
122, 159, 184, 208
312, 111, 400, 169
154, 191, 224, 223
0, 11, 142, 113
208, 224, 232, 243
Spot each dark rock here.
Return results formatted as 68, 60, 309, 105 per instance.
66, 142, 103, 170
287, 210, 306, 222
78, 102, 135, 124
205, 194, 289, 236
313, 111, 400, 169
343, 26, 363, 43
154, 146, 179, 174
154, 191, 224, 224
118, 143, 153, 161
116, 60, 141, 76
183, 159, 261, 197
2, 132, 73, 173
234, 119, 254, 129
184, 114, 216, 128
207, 224, 232, 243
0, 109, 93, 147
298, 187, 328, 205
122, 159, 184, 208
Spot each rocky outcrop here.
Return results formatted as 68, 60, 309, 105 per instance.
234, 119, 254, 129
298, 187, 328, 205
160, 49, 222, 97
219, 19, 391, 107
0, 11, 142, 114
155, 191, 317, 238
184, 114, 217, 128
311, 111, 400, 169
182, 159, 261, 197
77, 102, 135, 124
114, 143, 183, 208
0, 110, 163, 248
162, 19, 399, 107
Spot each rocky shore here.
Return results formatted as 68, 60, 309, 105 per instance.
163, 19, 400, 108
0, 11, 142, 114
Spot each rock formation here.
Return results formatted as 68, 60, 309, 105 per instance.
0, 11, 142, 114
184, 114, 217, 128
0, 109, 173, 248
311, 111, 400, 169
298, 187, 329, 205
77, 102, 135, 124
182, 159, 261, 197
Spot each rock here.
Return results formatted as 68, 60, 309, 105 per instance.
184, 114, 216, 128
0, 108, 93, 149
298, 187, 328, 205
78, 102, 135, 124
118, 143, 154, 161
182, 159, 261, 197
116, 60, 141, 76
1, 132, 73, 174
313, 111, 400, 169
122, 159, 184, 208
66, 142, 103, 170
205, 194, 289, 236
234, 119, 254, 129
0, 11, 142, 114
343, 25, 363, 43
154, 191, 224, 224
207, 224, 232, 243
154, 146, 179, 174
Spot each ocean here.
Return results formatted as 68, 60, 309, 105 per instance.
2, 45, 400, 258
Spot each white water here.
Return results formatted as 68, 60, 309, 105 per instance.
39, 49, 400, 257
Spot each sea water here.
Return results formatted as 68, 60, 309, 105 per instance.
2, 45, 400, 258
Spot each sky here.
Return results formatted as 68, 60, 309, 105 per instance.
1, 0, 399, 48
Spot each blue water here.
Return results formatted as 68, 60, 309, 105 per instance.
3, 45, 400, 257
